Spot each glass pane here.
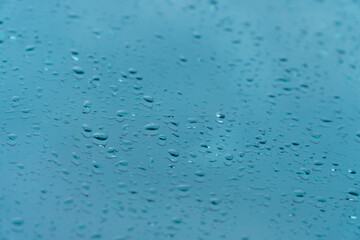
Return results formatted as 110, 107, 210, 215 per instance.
1, 0, 360, 239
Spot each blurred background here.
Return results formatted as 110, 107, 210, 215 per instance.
1, 0, 360, 239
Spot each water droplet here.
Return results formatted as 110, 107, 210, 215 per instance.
168, 149, 179, 157
216, 112, 225, 123
73, 66, 84, 74
293, 190, 306, 203
115, 110, 128, 122
82, 100, 92, 114
143, 95, 154, 103
92, 132, 108, 147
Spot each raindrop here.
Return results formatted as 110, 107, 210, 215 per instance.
73, 66, 84, 74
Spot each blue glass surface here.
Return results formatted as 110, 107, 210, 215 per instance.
1, 0, 360, 239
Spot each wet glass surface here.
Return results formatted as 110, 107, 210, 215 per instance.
1, 0, 360, 239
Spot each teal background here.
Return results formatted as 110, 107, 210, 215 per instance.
1, 0, 360, 239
